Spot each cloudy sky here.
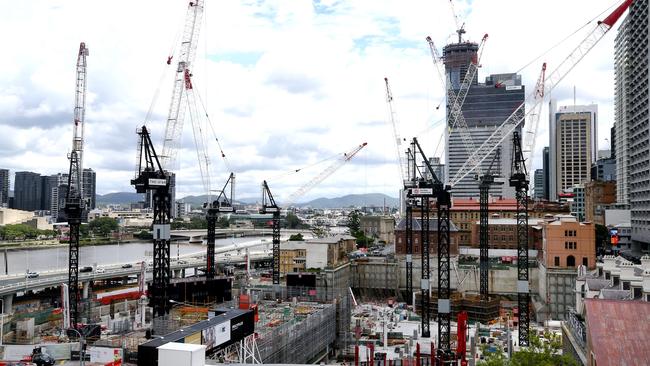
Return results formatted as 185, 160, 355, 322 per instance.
0, 0, 625, 203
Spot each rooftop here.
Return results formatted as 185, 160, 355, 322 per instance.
584, 299, 650, 365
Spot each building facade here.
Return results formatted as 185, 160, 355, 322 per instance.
468, 218, 544, 250
13, 171, 43, 212
585, 181, 616, 225
571, 184, 586, 222
550, 103, 598, 200
359, 215, 395, 245
394, 218, 460, 255
591, 157, 616, 182
624, 0, 650, 250
534, 169, 544, 199
444, 39, 525, 198
0, 169, 8, 207
538, 215, 596, 321
543, 146, 550, 200
615, 14, 630, 205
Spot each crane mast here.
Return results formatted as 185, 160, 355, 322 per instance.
65, 42, 89, 330
384, 78, 407, 184
160, 0, 204, 171
451, 0, 632, 186
260, 181, 280, 285
206, 173, 236, 279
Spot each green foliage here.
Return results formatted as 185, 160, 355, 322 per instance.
0, 224, 55, 241
289, 233, 304, 241
217, 217, 230, 229
80, 224, 90, 238
347, 210, 374, 248
136, 230, 153, 240
170, 217, 208, 230
88, 217, 119, 237
347, 210, 361, 236
478, 331, 579, 366
284, 213, 304, 229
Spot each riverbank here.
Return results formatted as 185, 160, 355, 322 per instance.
0, 238, 143, 251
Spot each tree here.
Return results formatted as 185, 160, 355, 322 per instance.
347, 210, 361, 237
217, 217, 230, 229
88, 217, 119, 237
284, 213, 303, 229
478, 331, 579, 366
136, 230, 153, 240
289, 233, 303, 241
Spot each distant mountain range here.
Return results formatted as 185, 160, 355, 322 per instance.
296, 193, 398, 208
96, 192, 144, 205
96, 192, 398, 209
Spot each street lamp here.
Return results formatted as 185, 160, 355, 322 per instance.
66, 327, 86, 366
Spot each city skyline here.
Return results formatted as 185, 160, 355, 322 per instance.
0, 0, 620, 201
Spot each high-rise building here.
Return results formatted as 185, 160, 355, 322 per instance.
444, 40, 525, 198
624, 0, 650, 249
614, 14, 629, 205
543, 147, 550, 200
591, 157, 616, 182
549, 101, 598, 200
0, 169, 8, 207
83, 168, 96, 210
14, 171, 43, 211
534, 169, 544, 199
40, 175, 58, 213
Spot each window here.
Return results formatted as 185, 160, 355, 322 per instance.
623, 281, 630, 290
613, 276, 620, 287
567, 255, 575, 267
554, 256, 560, 266
583, 257, 588, 266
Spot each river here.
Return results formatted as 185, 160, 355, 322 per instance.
0, 236, 265, 275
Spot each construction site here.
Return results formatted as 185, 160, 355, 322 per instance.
0, 0, 638, 365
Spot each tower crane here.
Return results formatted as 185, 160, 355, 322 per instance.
260, 181, 280, 285
403, 138, 452, 354
132, 126, 171, 317
160, 0, 204, 171
284, 142, 367, 206
138, 0, 204, 316
384, 78, 407, 184
478, 149, 503, 301
205, 173, 236, 279
448, 0, 632, 347
64, 42, 89, 329
451, 0, 632, 188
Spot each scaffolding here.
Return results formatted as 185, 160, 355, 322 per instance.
415, 292, 500, 324
253, 300, 336, 363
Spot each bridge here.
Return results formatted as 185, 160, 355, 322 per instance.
0, 237, 282, 313
170, 228, 310, 242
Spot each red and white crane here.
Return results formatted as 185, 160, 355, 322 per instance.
451, 0, 632, 186
160, 0, 205, 172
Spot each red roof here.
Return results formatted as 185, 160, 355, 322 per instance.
585, 299, 650, 365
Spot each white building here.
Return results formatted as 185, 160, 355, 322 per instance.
548, 101, 598, 201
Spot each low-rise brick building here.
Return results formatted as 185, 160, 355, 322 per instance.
394, 217, 460, 255
468, 218, 545, 250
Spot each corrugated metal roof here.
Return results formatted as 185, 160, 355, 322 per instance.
585, 299, 650, 365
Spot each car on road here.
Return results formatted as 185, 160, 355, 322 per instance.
95, 267, 105, 274
26, 271, 39, 279
177, 260, 188, 265
80, 266, 93, 273
121, 263, 133, 269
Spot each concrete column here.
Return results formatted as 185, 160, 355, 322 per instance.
2, 294, 13, 314
174, 270, 181, 278
82, 281, 90, 299
122, 277, 128, 285
182, 269, 186, 278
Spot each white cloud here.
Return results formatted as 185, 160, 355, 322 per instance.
0, 0, 623, 202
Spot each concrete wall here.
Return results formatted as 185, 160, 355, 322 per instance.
538, 264, 577, 321
605, 209, 631, 227
396, 255, 539, 295
0, 208, 34, 225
